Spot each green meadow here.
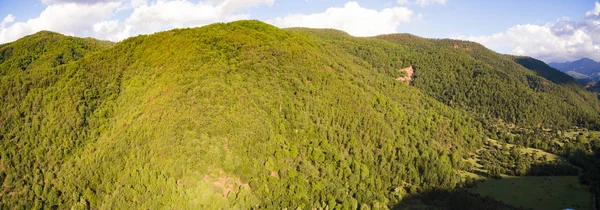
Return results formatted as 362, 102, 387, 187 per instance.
470, 176, 592, 210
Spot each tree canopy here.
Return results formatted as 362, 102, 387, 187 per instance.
0, 20, 598, 209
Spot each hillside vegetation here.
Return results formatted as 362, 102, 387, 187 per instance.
470, 176, 591, 210
1, 21, 487, 209
292, 29, 600, 129
0, 21, 599, 209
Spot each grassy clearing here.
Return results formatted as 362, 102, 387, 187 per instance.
458, 170, 486, 180
486, 139, 565, 162
469, 176, 591, 210
563, 130, 600, 139
462, 138, 572, 179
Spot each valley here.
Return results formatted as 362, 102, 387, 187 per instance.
549, 58, 600, 93
470, 176, 590, 210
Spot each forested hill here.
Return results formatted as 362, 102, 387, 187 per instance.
0, 20, 485, 209
295, 29, 600, 128
0, 20, 598, 209
509, 56, 577, 85
0, 31, 112, 70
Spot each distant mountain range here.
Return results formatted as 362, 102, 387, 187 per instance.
549, 58, 600, 86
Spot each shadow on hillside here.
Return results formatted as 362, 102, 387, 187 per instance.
513, 57, 577, 85
470, 169, 491, 178
392, 189, 525, 210
527, 162, 579, 176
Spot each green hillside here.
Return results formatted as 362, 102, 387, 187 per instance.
1, 21, 488, 209
509, 55, 577, 85
293, 29, 600, 128
0, 21, 598, 209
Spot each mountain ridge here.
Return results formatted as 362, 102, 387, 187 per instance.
549, 58, 600, 86
1, 20, 486, 208
1, 20, 598, 209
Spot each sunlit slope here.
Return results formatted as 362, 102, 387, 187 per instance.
409, 37, 600, 128
0, 31, 113, 208
292, 29, 600, 128
1, 21, 485, 209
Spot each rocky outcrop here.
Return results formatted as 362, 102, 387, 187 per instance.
396, 65, 415, 84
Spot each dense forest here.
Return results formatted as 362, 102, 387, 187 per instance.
292, 29, 600, 129
0, 20, 599, 209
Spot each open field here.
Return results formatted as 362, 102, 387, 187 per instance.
486, 139, 566, 162
562, 130, 600, 139
462, 138, 573, 180
469, 176, 591, 210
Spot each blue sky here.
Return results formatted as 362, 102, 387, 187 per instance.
0, 0, 599, 62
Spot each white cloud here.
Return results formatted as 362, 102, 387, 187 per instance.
550, 17, 575, 36
584, 2, 600, 44
459, 24, 599, 62
585, 2, 600, 17
397, 0, 445, 6
456, 2, 600, 63
130, 0, 148, 8
270, 1, 414, 37
41, 0, 122, 4
95, 0, 274, 41
416, 0, 446, 6
0, 2, 120, 43
0, 14, 15, 28
0, 0, 275, 44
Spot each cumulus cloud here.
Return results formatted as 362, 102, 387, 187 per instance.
94, 0, 274, 41
586, 2, 600, 17
396, 0, 445, 6
270, 1, 414, 37
416, 0, 446, 6
550, 17, 576, 36
459, 24, 598, 62
0, 2, 121, 43
584, 2, 600, 44
1, 14, 15, 28
457, 2, 600, 62
0, 0, 274, 44
41, 0, 122, 4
